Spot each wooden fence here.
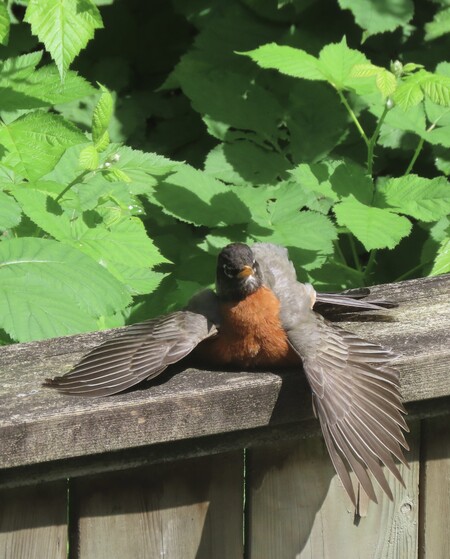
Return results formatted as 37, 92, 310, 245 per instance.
0, 275, 449, 559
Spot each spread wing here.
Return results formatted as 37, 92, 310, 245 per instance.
287, 313, 408, 506
44, 310, 218, 396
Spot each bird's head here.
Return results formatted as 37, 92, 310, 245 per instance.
216, 243, 263, 301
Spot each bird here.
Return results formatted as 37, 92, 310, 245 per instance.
44, 242, 409, 507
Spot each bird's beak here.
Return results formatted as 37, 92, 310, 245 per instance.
237, 265, 254, 278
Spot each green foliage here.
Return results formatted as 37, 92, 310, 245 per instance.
0, 0, 449, 345
24, 0, 103, 82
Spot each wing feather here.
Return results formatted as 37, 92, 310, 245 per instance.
288, 313, 408, 506
44, 311, 217, 396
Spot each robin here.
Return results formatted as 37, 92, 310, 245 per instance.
45, 242, 408, 507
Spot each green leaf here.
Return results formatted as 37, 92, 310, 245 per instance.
290, 160, 373, 205
375, 70, 397, 98
0, 50, 44, 76
350, 64, 397, 98
334, 196, 412, 250
13, 186, 167, 293
350, 63, 382, 78
25, 0, 103, 81
152, 164, 252, 227
430, 237, 450, 275
425, 7, 450, 41
103, 145, 178, 194
0, 191, 22, 231
0, 58, 95, 111
243, 43, 326, 81
318, 38, 370, 91
79, 144, 99, 170
233, 182, 337, 267
393, 80, 424, 110
379, 175, 450, 222
92, 86, 113, 151
204, 142, 289, 186
70, 218, 168, 293
0, 1, 10, 45
421, 74, 450, 106
338, 0, 414, 37
0, 111, 86, 180
286, 81, 348, 163
176, 58, 282, 140
262, 205, 337, 255
290, 162, 339, 202
0, 237, 130, 342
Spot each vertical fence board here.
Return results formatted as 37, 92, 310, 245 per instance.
0, 481, 67, 559
71, 451, 243, 559
248, 422, 420, 559
420, 415, 450, 559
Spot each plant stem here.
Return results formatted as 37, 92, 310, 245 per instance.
404, 137, 424, 175
333, 260, 365, 278
55, 170, 92, 202
333, 239, 348, 266
337, 90, 369, 146
348, 234, 362, 272
364, 249, 378, 281
404, 116, 445, 175
394, 260, 433, 282
367, 106, 389, 176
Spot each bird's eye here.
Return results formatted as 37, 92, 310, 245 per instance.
223, 264, 235, 278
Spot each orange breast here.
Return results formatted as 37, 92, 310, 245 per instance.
194, 286, 300, 368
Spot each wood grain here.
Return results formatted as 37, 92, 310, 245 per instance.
419, 415, 450, 559
247, 422, 420, 559
0, 275, 448, 472
70, 451, 243, 559
0, 481, 67, 559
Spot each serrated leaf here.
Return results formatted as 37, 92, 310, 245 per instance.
152, 164, 252, 227
0, 237, 130, 342
204, 141, 288, 186
350, 63, 382, 78
290, 162, 338, 202
379, 175, 450, 222
263, 205, 337, 255
101, 145, 178, 194
12, 185, 73, 241
334, 196, 412, 250
0, 51, 44, 76
79, 144, 99, 170
392, 80, 424, 110
429, 238, 450, 275
25, 0, 103, 81
176, 58, 282, 140
0, 60, 95, 111
318, 38, 370, 91
425, 7, 450, 41
0, 111, 86, 180
92, 86, 113, 150
376, 70, 397, 98
403, 63, 424, 74
71, 218, 168, 293
105, 167, 132, 183
421, 75, 450, 106
0, 191, 22, 231
338, 0, 414, 37
13, 186, 166, 293
350, 64, 397, 97
243, 43, 326, 81
0, 1, 10, 45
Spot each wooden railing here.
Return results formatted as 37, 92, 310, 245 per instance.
0, 275, 449, 559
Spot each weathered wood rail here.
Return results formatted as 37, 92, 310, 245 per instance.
0, 275, 449, 558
